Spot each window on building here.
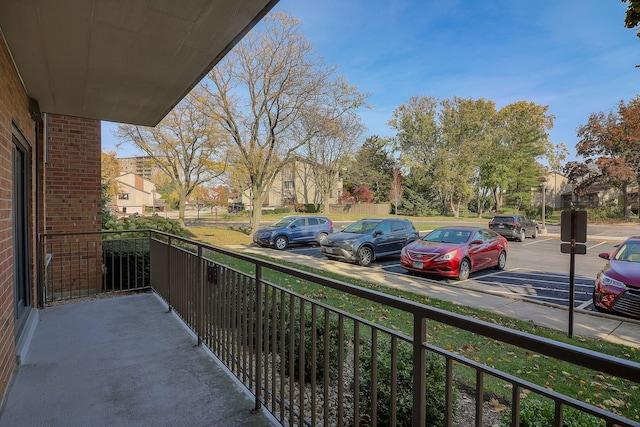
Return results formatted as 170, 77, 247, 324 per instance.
118, 193, 130, 200
284, 181, 294, 189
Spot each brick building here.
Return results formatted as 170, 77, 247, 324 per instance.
0, 0, 277, 404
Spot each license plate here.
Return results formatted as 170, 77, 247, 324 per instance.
413, 261, 423, 269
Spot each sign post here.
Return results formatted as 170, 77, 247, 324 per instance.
560, 210, 587, 338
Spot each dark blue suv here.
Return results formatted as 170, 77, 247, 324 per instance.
253, 215, 334, 250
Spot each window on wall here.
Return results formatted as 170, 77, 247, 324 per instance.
284, 181, 294, 189
118, 193, 130, 200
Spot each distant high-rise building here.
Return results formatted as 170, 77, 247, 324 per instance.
118, 156, 157, 180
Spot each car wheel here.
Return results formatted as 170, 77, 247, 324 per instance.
495, 251, 507, 270
317, 232, 328, 244
532, 228, 538, 239
457, 258, 471, 281
356, 246, 374, 266
518, 229, 526, 242
274, 236, 288, 250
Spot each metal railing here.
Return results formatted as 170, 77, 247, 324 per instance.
39, 230, 640, 426
39, 230, 151, 305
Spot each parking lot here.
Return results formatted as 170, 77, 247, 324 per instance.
265, 235, 622, 313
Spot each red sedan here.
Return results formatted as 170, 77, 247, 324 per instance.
593, 236, 640, 318
400, 227, 508, 280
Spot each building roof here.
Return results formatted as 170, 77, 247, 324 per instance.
0, 0, 278, 126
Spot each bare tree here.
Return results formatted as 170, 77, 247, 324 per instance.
204, 12, 367, 229
117, 85, 227, 222
302, 113, 365, 213
389, 164, 404, 215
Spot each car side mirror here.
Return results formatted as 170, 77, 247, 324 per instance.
470, 239, 483, 245
373, 230, 383, 237
598, 252, 610, 260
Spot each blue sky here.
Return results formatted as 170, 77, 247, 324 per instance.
103, 0, 639, 162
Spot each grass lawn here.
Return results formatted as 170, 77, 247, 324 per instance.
186, 222, 640, 423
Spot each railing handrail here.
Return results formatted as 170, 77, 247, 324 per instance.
137, 229, 640, 385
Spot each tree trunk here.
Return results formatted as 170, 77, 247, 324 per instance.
622, 182, 632, 218
250, 187, 267, 230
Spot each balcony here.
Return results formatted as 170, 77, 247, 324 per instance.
2, 230, 639, 426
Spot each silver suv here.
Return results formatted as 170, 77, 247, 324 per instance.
320, 218, 419, 266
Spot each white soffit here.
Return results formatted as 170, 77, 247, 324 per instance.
0, 0, 279, 126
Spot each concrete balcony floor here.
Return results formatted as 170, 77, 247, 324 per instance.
0, 293, 274, 427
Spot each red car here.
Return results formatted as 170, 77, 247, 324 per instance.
593, 236, 640, 318
400, 227, 508, 280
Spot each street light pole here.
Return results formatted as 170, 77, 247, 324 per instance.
539, 176, 547, 231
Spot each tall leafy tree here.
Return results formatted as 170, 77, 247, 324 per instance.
623, 0, 640, 37
489, 101, 552, 211
388, 96, 445, 211
101, 150, 121, 200
565, 96, 640, 217
117, 85, 227, 222
438, 97, 496, 217
204, 12, 367, 229
344, 135, 395, 203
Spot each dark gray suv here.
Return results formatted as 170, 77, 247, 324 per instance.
488, 214, 538, 242
320, 218, 419, 266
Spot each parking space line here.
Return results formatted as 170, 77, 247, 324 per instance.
577, 300, 593, 310
587, 241, 608, 251
522, 238, 554, 246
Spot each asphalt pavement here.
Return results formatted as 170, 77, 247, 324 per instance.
236, 222, 640, 348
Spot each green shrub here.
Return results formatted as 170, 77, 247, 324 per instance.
501, 397, 603, 427
272, 301, 345, 382
303, 203, 322, 213
101, 215, 190, 290
525, 205, 554, 221
102, 215, 193, 238
103, 238, 150, 290
273, 207, 291, 214
359, 337, 452, 426
586, 202, 624, 221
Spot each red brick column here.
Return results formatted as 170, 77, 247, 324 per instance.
44, 115, 102, 298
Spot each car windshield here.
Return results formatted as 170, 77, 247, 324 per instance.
343, 221, 380, 234
491, 217, 514, 223
613, 242, 640, 263
272, 217, 295, 227
424, 229, 471, 244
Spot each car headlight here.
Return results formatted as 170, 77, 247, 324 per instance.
340, 239, 357, 246
599, 273, 625, 289
435, 251, 456, 262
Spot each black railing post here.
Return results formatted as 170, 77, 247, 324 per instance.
412, 314, 426, 427
197, 244, 203, 346
166, 236, 172, 313
36, 233, 43, 308
254, 264, 263, 412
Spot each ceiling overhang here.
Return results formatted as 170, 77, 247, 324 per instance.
0, 0, 279, 126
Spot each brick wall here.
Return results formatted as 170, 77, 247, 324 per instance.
0, 34, 36, 403
44, 114, 102, 296
44, 114, 101, 232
